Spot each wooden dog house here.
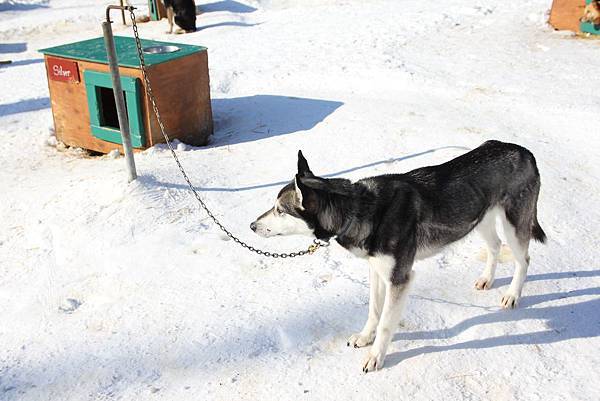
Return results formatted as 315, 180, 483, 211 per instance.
39, 36, 212, 154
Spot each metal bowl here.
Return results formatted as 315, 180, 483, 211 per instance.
143, 45, 180, 54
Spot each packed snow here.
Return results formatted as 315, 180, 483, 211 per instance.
1, 0, 599, 400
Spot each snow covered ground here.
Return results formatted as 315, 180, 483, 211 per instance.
1, 0, 600, 400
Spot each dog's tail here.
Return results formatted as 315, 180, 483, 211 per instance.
532, 214, 547, 244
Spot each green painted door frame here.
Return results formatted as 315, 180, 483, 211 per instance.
149, 0, 161, 21
84, 70, 145, 147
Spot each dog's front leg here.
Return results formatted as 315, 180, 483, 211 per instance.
347, 264, 384, 348
166, 7, 174, 34
362, 267, 414, 373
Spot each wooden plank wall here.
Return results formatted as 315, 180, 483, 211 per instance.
146, 51, 212, 147
549, 0, 586, 31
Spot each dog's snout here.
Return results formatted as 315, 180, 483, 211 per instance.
250, 222, 257, 232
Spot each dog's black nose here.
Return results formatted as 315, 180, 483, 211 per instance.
250, 222, 257, 232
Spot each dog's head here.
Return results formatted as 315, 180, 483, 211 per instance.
250, 151, 332, 238
580, 0, 600, 25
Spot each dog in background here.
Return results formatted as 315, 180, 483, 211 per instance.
164, 0, 197, 34
251, 141, 546, 372
580, 0, 600, 26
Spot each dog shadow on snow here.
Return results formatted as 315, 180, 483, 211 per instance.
145, 146, 469, 194
385, 269, 600, 368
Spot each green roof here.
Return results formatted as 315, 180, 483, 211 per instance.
39, 36, 206, 68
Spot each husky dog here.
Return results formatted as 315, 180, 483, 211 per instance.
251, 140, 546, 372
164, 0, 197, 34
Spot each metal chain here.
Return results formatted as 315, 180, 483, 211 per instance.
128, 9, 329, 258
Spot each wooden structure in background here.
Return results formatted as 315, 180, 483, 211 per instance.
39, 37, 212, 154
549, 0, 586, 31
581, 0, 600, 34
149, 0, 168, 21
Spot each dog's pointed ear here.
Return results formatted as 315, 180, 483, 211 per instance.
294, 175, 305, 209
295, 174, 319, 211
301, 175, 354, 197
298, 176, 328, 191
297, 150, 314, 177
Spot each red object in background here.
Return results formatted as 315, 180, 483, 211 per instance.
47, 57, 80, 83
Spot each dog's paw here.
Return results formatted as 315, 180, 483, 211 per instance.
362, 350, 385, 373
500, 292, 519, 309
475, 276, 494, 290
347, 332, 374, 348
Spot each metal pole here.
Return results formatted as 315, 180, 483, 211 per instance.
119, 0, 127, 25
102, 7, 137, 182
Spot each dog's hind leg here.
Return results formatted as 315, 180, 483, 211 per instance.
475, 207, 501, 290
362, 256, 414, 372
347, 264, 384, 348
499, 210, 531, 308
166, 7, 174, 34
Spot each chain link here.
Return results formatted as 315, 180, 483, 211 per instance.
128, 10, 328, 258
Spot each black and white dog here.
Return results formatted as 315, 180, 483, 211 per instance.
164, 0, 196, 34
251, 140, 546, 372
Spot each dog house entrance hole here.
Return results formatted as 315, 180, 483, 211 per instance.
97, 87, 128, 130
